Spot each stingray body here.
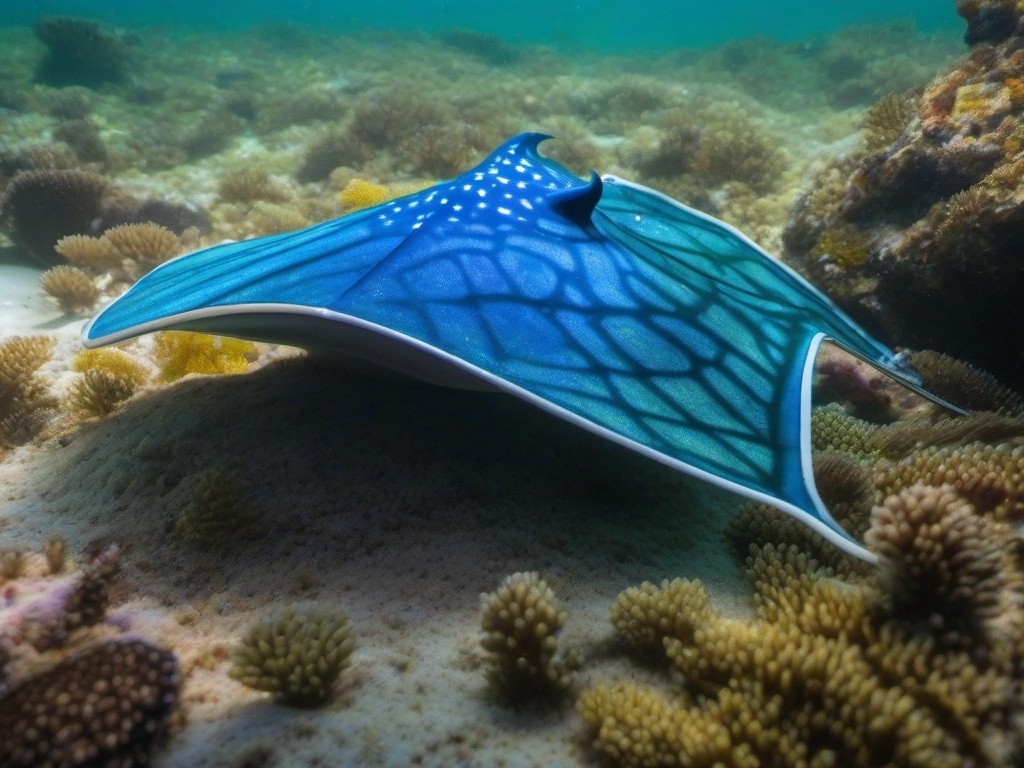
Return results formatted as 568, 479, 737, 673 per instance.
84, 133, 954, 561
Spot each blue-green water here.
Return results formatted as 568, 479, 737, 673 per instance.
5, 0, 960, 51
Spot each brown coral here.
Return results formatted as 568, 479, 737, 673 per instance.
480, 571, 571, 701
0, 637, 179, 768
0, 335, 57, 448
0, 169, 109, 264
38, 264, 99, 314
909, 350, 1024, 415
54, 233, 120, 271
866, 484, 1024, 658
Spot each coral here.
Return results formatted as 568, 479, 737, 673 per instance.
96, 199, 209, 237
909, 350, 1024, 415
44, 536, 68, 575
55, 233, 120, 271
0, 336, 57, 448
43, 88, 92, 120
338, 178, 393, 212
635, 111, 784, 192
103, 222, 184, 279
609, 578, 710, 657
66, 368, 139, 417
866, 484, 1024, 659
246, 202, 308, 236
72, 348, 149, 386
229, 604, 355, 707
398, 121, 482, 177
957, 0, 1022, 45
0, 545, 120, 652
153, 331, 254, 382
183, 108, 246, 160
33, 16, 131, 88
580, 534, 1023, 768
783, 21, 1024, 389
0, 169, 109, 264
174, 467, 256, 545
53, 118, 108, 166
869, 411, 1024, 458
0, 637, 179, 768
297, 131, 365, 183
811, 449, 877, 538
872, 442, 1024, 523
810, 402, 880, 457
862, 91, 919, 152
217, 170, 289, 205
479, 571, 571, 701
38, 264, 99, 314
343, 90, 450, 166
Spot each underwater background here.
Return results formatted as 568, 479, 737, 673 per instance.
3, 1, 1024, 767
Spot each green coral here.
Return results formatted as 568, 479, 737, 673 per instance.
229, 604, 356, 707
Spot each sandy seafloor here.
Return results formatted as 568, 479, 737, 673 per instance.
0, 16, 967, 767
0, 276, 747, 766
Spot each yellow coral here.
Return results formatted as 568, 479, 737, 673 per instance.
338, 178, 392, 212
610, 578, 710, 655
153, 331, 254, 382
229, 604, 355, 707
72, 348, 149, 387
66, 368, 138, 417
812, 224, 874, 269
480, 571, 571, 701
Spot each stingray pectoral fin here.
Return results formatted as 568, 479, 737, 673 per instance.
82, 206, 407, 347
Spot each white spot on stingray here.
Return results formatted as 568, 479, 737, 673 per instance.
412, 222, 422, 229
520, 200, 533, 210
453, 204, 463, 211
497, 177, 509, 184
532, 174, 542, 181
463, 184, 472, 191
440, 198, 448, 205
515, 165, 525, 173
478, 202, 487, 209
448, 216, 459, 223
498, 206, 511, 215
477, 189, 486, 197
516, 181, 527, 189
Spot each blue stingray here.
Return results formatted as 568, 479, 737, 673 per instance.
83, 133, 959, 561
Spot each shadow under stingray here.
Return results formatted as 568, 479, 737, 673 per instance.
17, 356, 744, 618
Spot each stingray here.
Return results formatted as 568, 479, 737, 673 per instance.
83, 133, 961, 562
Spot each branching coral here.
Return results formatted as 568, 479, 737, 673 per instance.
39, 264, 99, 314
866, 484, 1024, 658
479, 571, 571, 702
580, 532, 1023, 768
229, 604, 355, 707
103, 222, 184, 279
810, 402, 880, 457
153, 331, 254, 382
0, 335, 57, 448
55, 233, 121, 271
0, 637, 179, 768
609, 578, 710, 657
0, 169, 109, 264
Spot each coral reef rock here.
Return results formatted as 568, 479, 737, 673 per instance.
784, 2, 1024, 390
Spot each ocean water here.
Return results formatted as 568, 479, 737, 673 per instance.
5, 0, 960, 51
4, 2, 1024, 767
